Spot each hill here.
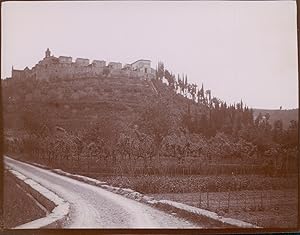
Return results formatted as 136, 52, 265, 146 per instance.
253, 109, 298, 129
2, 73, 210, 135
2, 75, 157, 132
2, 72, 298, 177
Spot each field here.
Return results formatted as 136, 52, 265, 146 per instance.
84, 173, 297, 193
88, 173, 298, 228
3, 170, 46, 228
4, 153, 298, 228
149, 189, 298, 228
5, 152, 299, 228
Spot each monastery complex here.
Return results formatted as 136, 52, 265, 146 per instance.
11, 48, 156, 81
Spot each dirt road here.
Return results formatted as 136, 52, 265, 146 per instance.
5, 157, 199, 228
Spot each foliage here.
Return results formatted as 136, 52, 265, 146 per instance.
137, 98, 173, 146
96, 174, 298, 194
2, 62, 298, 178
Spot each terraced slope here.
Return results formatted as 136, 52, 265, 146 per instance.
2, 76, 156, 131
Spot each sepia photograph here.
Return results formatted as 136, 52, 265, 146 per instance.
1, 0, 299, 232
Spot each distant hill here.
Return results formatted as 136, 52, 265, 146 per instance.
253, 108, 298, 129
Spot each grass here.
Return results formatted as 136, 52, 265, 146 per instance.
3, 170, 46, 228
87, 173, 298, 194
90, 173, 298, 228
148, 189, 298, 228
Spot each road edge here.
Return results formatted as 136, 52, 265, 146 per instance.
50, 169, 261, 228
6, 166, 70, 229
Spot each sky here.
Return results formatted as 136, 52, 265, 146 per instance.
1, 1, 298, 109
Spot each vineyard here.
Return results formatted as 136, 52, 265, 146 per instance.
149, 189, 298, 228
4, 126, 297, 178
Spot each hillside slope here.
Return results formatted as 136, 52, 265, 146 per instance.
2, 74, 298, 177
3, 75, 298, 133
2, 76, 157, 131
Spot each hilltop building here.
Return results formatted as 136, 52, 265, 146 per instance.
122, 60, 155, 74
11, 48, 156, 81
131, 59, 152, 73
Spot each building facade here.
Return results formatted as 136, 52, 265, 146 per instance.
131, 59, 151, 74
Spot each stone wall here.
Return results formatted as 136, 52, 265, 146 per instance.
92, 60, 106, 67
58, 56, 72, 64
75, 58, 89, 66
11, 54, 155, 81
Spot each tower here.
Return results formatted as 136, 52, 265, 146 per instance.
45, 48, 51, 58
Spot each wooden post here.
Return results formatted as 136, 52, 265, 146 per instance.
207, 191, 209, 209
218, 189, 221, 210
236, 192, 239, 210
286, 155, 289, 177
87, 156, 90, 172
260, 191, 263, 209
244, 192, 247, 210
227, 191, 231, 211
199, 192, 202, 208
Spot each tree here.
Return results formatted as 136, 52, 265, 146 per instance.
137, 98, 172, 156
265, 113, 270, 122
157, 62, 165, 80
164, 69, 175, 89
132, 129, 155, 168
205, 90, 211, 105
199, 83, 205, 104
254, 112, 263, 126
285, 120, 298, 148
273, 120, 283, 143
81, 112, 121, 168
176, 74, 180, 92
